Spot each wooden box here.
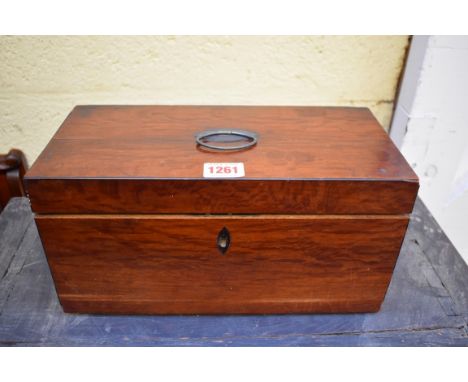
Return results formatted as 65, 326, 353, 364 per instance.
24, 106, 419, 314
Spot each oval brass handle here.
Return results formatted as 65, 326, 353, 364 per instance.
195, 129, 258, 151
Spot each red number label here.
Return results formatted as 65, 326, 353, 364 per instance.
210, 166, 236, 174
204, 163, 244, 177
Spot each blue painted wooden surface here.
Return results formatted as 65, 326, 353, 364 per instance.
0, 197, 467, 346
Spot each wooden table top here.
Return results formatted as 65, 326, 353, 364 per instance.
1, 197, 467, 346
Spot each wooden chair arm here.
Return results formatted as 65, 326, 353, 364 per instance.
0, 149, 28, 211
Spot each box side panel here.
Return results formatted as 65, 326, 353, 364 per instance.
35, 215, 409, 314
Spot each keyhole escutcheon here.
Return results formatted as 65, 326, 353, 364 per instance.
217, 227, 231, 254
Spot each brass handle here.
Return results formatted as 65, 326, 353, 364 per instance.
195, 129, 258, 151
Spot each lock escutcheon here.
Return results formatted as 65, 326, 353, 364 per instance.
217, 227, 231, 254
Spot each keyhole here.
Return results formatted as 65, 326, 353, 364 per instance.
217, 227, 231, 254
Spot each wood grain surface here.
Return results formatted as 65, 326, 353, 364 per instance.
35, 214, 409, 314
26, 178, 418, 215
24, 106, 419, 315
25, 105, 418, 214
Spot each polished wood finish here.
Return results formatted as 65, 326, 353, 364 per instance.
27, 178, 418, 215
0, 149, 28, 211
25, 106, 419, 314
25, 105, 418, 214
35, 214, 409, 314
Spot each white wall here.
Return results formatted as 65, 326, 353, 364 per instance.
0, 36, 409, 163
391, 36, 468, 263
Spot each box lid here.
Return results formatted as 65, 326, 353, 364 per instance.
25, 105, 418, 214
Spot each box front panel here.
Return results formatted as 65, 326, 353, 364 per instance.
26, 178, 419, 215
36, 215, 409, 314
